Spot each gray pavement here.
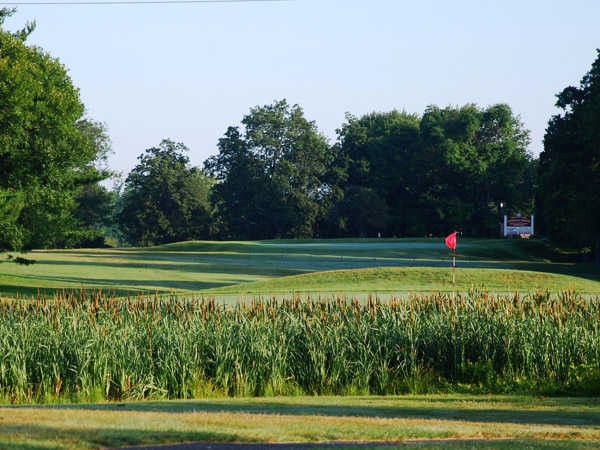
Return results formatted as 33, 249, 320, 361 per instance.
118, 438, 513, 449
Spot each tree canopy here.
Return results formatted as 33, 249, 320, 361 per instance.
418, 104, 532, 236
324, 104, 533, 238
205, 100, 330, 239
328, 111, 420, 236
119, 140, 213, 246
0, 8, 112, 249
537, 49, 600, 258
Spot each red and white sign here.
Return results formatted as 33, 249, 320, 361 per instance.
503, 215, 534, 237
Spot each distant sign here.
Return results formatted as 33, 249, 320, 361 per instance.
504, 215, 534, 237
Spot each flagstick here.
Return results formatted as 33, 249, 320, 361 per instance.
452, 247, 456, 285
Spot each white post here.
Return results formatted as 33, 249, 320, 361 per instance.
503, 215, 508, 237
452, 251, 456, 284
530, 215, 534, 236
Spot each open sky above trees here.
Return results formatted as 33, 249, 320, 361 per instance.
3, 0, 600, 177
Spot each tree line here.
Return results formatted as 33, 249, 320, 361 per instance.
1, 10, 598, 259
115, 99, 535, 244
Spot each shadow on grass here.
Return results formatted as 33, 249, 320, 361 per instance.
68, 276, 223, 291
0, 424, 242, 449
28, 257, 600, 288
4, 240, 600, 299
1, 274, 249, 293
29, 248, 600, 282
34, 258, 301, 277
15, 400, 600, 427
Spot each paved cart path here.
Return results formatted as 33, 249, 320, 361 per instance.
119, 438, 513, 449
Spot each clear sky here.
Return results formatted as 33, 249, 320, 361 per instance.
4, 0, 600, 179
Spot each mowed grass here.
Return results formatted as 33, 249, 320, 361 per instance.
1, 241, 599, 450
208, 267, 600, 296
0, 238, 599, 297
2, 395, 600, 449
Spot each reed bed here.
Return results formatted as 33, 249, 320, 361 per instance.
0, 290, 599, 403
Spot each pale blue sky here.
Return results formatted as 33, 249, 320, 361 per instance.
5, 0, 600, 178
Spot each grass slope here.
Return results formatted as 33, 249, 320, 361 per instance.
1, 395, 599, 449
0, 239, 598, 297
208, 266, 600, 295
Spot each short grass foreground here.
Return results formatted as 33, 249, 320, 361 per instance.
1, 291, 599, 404
1, 396, 600, 449
1, 239, 599, 297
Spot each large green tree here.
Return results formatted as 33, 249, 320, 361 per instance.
419, 104, 532, 236
330, 111, 421, 236
329, 105, 532, 237
118, 140, 213, 246
206, 100, 330, 239
537, 49, 600, 259
205, 126, 267, 239
0, 8, 111, 249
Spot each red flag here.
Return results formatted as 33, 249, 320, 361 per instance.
445, 232, 457, 250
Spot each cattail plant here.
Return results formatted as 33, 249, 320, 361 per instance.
0, 289, 598, 403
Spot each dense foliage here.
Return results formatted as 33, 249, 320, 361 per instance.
119, 140, 213, 246
326, 105, 533, 238
205, 100, 330, 239
205, 101, 534, 241
1, 291, 598, 403
537, 49, 600, 260
0, 9, 112, 250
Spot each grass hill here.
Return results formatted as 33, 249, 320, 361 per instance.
0, 238, 598, 298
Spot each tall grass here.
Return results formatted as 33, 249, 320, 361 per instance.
0, 290, 599, 403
